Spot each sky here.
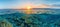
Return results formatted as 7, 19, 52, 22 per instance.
0, 0, 60, 9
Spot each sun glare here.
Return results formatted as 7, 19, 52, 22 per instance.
27, 6, 31, 9
25, 6, 32, 14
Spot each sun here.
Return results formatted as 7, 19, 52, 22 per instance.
26, 6, 32, 9
25, 6, 32, 14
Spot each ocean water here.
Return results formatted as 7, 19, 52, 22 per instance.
0, 8, 60, 27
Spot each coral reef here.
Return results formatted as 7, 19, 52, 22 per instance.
0, 12, 60, 27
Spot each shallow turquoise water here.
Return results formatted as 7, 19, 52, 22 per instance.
0, 9, 60, 27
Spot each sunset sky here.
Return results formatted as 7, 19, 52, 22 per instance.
0, 0, 60, 9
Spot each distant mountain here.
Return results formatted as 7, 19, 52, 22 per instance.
32, 8, 60, 10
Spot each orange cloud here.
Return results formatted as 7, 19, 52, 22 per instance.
18, 3, 37, 9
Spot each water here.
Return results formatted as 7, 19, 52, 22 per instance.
0, 8, 60, 27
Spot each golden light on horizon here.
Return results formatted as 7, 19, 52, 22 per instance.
26, 6, 32, 9
25, 5, 32, 14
